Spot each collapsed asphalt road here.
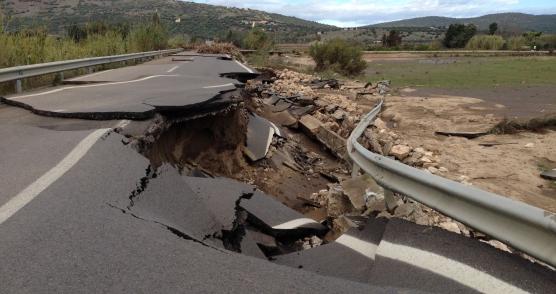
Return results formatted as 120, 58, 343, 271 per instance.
0, 54, 554, 293
0, 53, 250, 120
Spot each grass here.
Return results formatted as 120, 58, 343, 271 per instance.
365, 56, 556, 88
0, 22, 170, 95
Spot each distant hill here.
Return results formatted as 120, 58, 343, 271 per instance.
0, 0, 335, 41
367, 13, 556, 33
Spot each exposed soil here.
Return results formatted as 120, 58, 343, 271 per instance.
142, 107, 248, 176
410, 86, 556, 119
380, 95, 556, 212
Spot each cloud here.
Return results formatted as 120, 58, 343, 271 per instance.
188, 0, 555, 27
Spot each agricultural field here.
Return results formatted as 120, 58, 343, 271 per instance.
365, 56, 556, 89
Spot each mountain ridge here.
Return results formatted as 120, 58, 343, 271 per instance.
0, 0, 335, 41
366, 13, 556, 33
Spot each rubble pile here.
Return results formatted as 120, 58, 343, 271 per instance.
243, 67, 519, 257
245, 69, 394, 144
308, 174, 513, 250
359, 117, 450, 175
269, 69, 316, 97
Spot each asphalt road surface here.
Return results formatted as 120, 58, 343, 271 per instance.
0, 55, 554, 293
1, 55, 250, 119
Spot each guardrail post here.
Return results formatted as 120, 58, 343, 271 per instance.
57, 72, 64, 82
88, 67, 93, 74
351, 163, 360, 178
15, 79, 22, 93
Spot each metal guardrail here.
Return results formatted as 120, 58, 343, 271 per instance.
0, 49, 183, 93
347, 100, 556, 267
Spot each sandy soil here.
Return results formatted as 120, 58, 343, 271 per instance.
379, 94, 556, 212
412, 86, 556, 119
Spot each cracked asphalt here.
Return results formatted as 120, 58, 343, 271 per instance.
1, 55, 554, 293
0, 56, 397, 292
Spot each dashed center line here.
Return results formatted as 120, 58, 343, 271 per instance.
203, 83, 235, 89
167, 66, 179, 73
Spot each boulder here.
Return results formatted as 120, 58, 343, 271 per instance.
394, 202, 416, 217
327, 185, 355, 217
373, 118, 387, 129
389, 145, 411, 160
325, 104, 339, 113
332, 109, 348, 121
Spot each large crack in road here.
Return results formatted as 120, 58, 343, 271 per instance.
3, 55, 554, 292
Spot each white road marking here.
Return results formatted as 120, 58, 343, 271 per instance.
53, 109, 66, 112
272, 218, 319, 229
167, 65, 179, 73
203, 83, 235, 89
377, 241, 527, 294
70, 69, 115, 81
335, 235, 378, 260
234, 60, 254, 73
11, 75, 179, 100
0, 128, 110, 225
115, 120, 131, 129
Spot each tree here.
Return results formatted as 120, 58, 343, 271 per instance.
489, 22, 498, 35
382, 30, 402, 47
443, 24, 477, 48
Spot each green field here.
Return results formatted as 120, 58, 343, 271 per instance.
365, 56, 556, 88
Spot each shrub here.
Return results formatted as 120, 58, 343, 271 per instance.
506, 36, 528, 50
243, 28, 273, 50
128, 22, 168, 52
309, 38, 366, 76
168, 35, 189, 49
444, 24, 477, 48
465, 35, 505, 50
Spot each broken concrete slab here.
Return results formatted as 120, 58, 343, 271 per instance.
299, 114, 322, 137
332, 109, 348, 121
273, 218, 388, 283
316, 126, 347, 159
267, 110, 298, 128
289, 105, 315, 117
245, 114, 275, 161
326, 184, 355, 217
341, 174, 384, 211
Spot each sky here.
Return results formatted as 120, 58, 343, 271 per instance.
188, 0, 556, 27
